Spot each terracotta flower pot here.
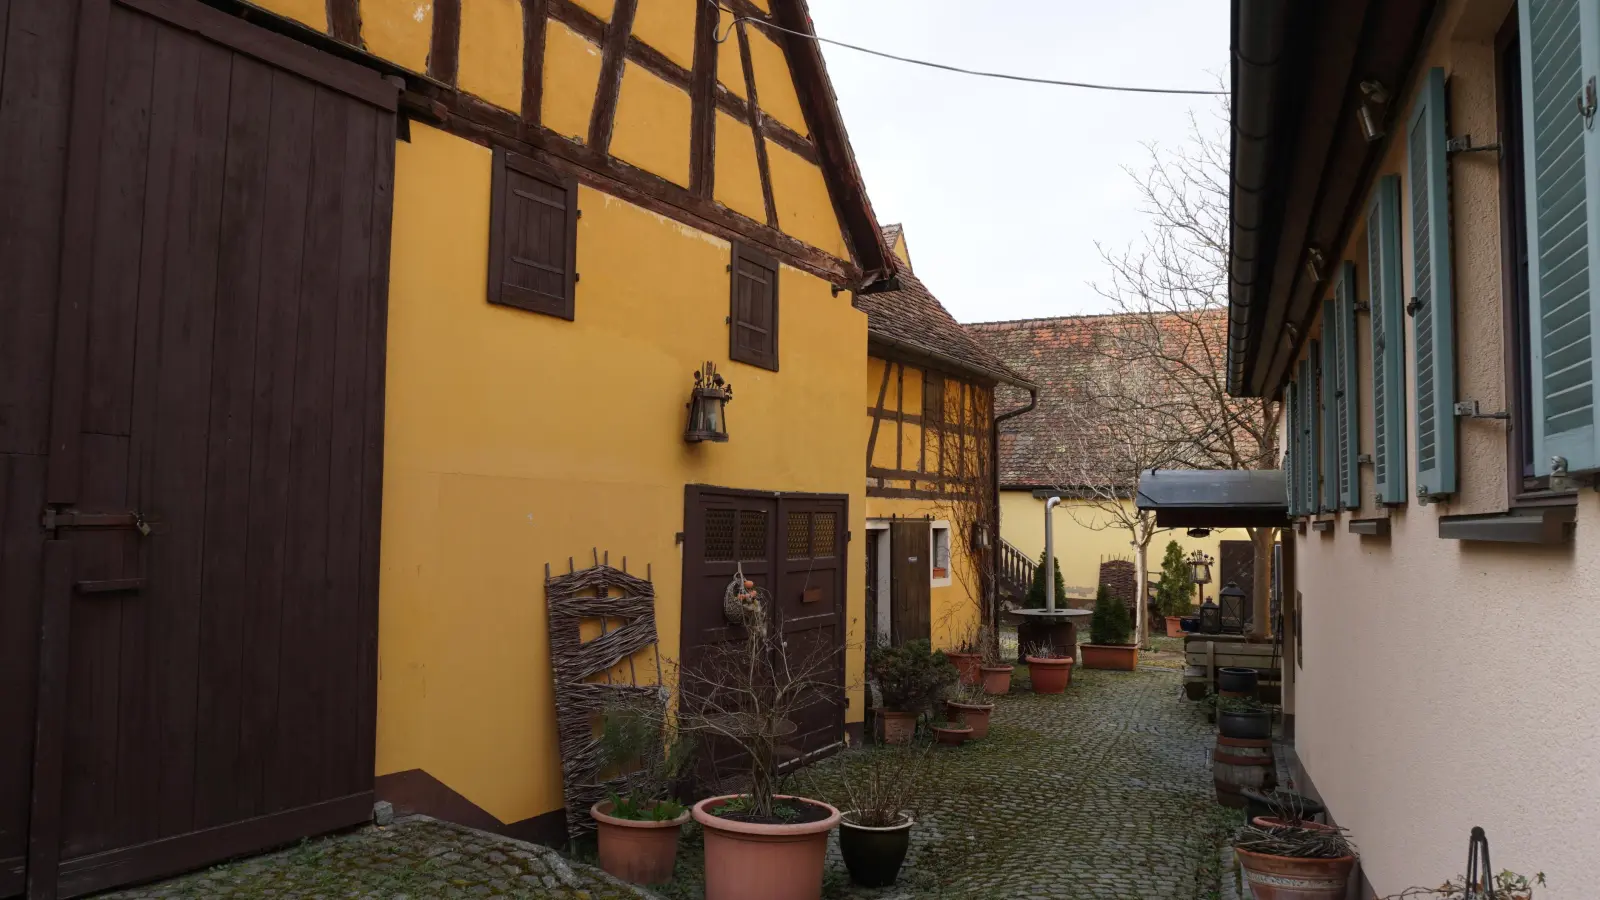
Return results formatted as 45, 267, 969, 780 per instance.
1026, 656, 1074, 693
945, 700, 994, 739
946, 651, 982, 685
839, 811, 913, 888
694, 795, 842, 900
980, 664, 1013, 695
1233, 844, 1354, 900
1079, 643, 1139, 671
931, 723, 972, 746
590, 800, 689, 885
880, 709, 917, 745
1165, 616, 1186, 638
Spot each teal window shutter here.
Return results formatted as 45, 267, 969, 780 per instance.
1320, 309, 1340, 512
1301, 352, 1319, 512
1335, 263, 1361, 509
1367, 175, 1408, 504
1285, 381, 1300, 515
1407, 67, 1457, 499
1519, 0, 1600, 475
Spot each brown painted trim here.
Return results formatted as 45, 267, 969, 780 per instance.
688, 0, 718, 196
398, 88, 861, 285
723, 0, 770, 22
376, 769, 568, 848
521, 0, 547, 126
587, 0, 638, 151
868, 485, 948, 501
54, 793, 373, 898
326, 0, 361, 44
712, 87, 816, 165
548, 0, 605, 43
429, 0, 461, 84
733, 22, 778, 227
894, 364, 905, 471
626, 33, 689, 89
866, 361, 892, 470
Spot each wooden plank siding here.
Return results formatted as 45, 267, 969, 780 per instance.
2, 2, 398, 897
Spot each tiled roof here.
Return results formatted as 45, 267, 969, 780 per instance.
854, 227, 1030, 388
965, 311, 1234, 488
881, 223, 903, 251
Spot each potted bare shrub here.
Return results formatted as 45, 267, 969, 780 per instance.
943, 680, 994, 739
834, 743, 932, 888
869, 639, 957, 745
588, 697, 695, 885
928, 709, 972, 746
1379, 827, 1544, 899
978, 626, 1014, 695
1233, 821, 1357, 899
1080, 585, 1139, 670
1023, 641, 1074, 694
1217, 696, 1272, 740
674, 585, 845, 900
945, 624, 983, 686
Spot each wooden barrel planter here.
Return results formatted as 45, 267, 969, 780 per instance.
1213, 735, 1275, 808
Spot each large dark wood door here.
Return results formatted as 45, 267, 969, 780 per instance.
889, 520, 931, 645
681, 487, 847, 785
19, 2, 397, 897
1219, 539, 1257, 630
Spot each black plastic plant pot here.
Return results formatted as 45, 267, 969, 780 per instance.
1217, 709, 1271, 740
1217, 666, 1260, 695
839, 812, 913, 888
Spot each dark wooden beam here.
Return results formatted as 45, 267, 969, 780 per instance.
865, 361, 892, 473
398, 87, 862, 285
548, 0, 605, 43
521, 0, 547, 127
689, 0, 718, 196
713, 85, 817, 164
734, 21, 778, 226
587, 0, 638, 152
327, 0, 361, 44
428, 0, 460, 84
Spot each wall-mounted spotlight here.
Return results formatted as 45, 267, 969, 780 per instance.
1358, 80, 1390, 143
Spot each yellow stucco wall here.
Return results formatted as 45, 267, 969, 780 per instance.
359, 0, 432, 73
768, 141, 849, 260
718, 12, 748, 100
630, 0, 697, 71
746, 27, 808, 136
713, 110, 766, 221
458, 0, 524, 112
611, 61, 692, 186
250, 0, 326, 31
378, 123, 867, 826
998, 491, 1250, 605
864, 497, 984, 651
542, 20, 603, 144
572, 0, 614, 21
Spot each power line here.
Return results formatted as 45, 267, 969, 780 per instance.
708, 1, 1226, 97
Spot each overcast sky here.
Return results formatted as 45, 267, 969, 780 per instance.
805, 0, 1230, 323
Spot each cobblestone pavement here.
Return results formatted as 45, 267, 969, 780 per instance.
96, 666, 1235, 900
657, 664, 1241, 900
95, 816, 660, 900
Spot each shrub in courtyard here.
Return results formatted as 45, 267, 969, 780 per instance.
1081, 585, 1139, 671
589, 697, 695, 885
1024, 549, 1069, 609
1155, 540, 1193, 618
835, 743, 933, 887
870, 639, 958, 743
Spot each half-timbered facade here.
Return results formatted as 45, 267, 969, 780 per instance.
1, 0, 890, 895
856, 226, 1035, 651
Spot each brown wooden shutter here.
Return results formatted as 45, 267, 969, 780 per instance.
488, 148, 579, 319
729, 242, 779, 371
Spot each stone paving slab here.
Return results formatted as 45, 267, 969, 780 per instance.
94, 816, 660, 900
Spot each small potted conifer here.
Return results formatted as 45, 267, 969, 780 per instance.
870, 639, 957, 744
1155, 540, 1193, 637
1079, 585, 1139, 670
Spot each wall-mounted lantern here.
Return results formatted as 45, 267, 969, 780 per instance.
1187, 550, 1214, 586
684, 361, 733, 443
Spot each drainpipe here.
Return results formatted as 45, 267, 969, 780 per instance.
1043, 496, 1062, 612
990, 388, 1038, 634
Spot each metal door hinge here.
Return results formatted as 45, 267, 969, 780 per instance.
42, 507, 150, 535
1446, 134, 1501, 155
1454, 400, 1509, 420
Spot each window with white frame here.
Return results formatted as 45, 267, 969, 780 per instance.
930, 521, 952, 587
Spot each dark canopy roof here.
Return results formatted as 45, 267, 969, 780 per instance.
1134, 468, 1288, 528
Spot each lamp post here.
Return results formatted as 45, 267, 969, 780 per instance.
1187, 549, 1214, 606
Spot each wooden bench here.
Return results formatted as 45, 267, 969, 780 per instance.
1182, 637, 1284, 701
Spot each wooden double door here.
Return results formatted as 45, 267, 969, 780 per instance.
1, 1, 397, 896
681, 487, 849, 778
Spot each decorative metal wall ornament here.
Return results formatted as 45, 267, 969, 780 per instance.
684, 361, 733, 443
544, 553, 663, 840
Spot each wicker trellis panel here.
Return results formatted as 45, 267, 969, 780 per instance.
545, 560, 662, 841
1098, 558, 1137, 613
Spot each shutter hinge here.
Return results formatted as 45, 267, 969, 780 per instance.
1354, 300, 1371, 313
1406, 296, 1423, 316
1453, 400, 1508, 420
1445, 134, 1501, 155
1581, 77, 1598, 129
1357, 453, 1373, 466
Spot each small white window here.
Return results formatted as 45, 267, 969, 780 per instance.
930, 521, 952, 587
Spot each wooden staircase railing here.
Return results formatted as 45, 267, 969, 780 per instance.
998, 538, 1035, 605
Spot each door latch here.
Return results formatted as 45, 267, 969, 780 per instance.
41, 507, 152, 536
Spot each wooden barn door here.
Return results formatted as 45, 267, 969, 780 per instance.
776, 498, 846, 762
24, 2, 397, 896
889, 520, 931, 645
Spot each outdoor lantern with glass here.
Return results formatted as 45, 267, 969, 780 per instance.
1187, 550, 1214, 586
1198, 597, 1222, 634
684, 361, 733, 443
1218, 581, 1247, 634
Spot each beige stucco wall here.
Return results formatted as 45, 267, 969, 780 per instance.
1289, 0, 1600, 895
999, 491, 1249, 605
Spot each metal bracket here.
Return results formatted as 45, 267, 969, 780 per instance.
1446, 134, 1501, 155
1357, 453, 1373, 465
1454, 400, 1509, 420
1354, 300, 1371, 313
1406, 296, 1423, 316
